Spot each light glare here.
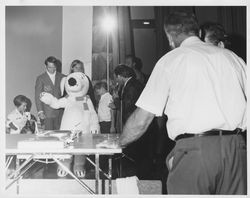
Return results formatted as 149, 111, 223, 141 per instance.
102, 16, 115, 32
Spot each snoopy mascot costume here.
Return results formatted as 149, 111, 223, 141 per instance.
40, 72, 100, 178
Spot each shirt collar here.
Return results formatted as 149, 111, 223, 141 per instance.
180, 36, 201, 47
15, 108, 23, 116
46, 70, 56, 77
124, 77, 132, 87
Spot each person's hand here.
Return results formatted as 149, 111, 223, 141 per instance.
110, 126, 116, 133
38, 112, 46, 126
6, 127, 10, 134
108, 102, 116, 110
40, 92, 54, 105
38, 111, 46, 120
112, 91, 119, 99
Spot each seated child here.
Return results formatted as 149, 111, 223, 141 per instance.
6, 95, 37, 134
6, 95, 37, 177
94, 81, 115, 133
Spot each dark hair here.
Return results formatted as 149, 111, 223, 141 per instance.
164, 11, 199, 37
125, 55, 143, 71
13, 95, 27, 108
25, 97, 32, 112
94, 81, 108, 91
44, 56, 57, 66
199, 22, 229, 46
114, 64, 136, 78
70, 59, 85, 73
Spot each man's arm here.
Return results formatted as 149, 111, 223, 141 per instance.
119, 107, 155, 147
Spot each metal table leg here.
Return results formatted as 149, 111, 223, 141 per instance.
16, 157, 19, 194
95, 154, 99, 194
108, 155, 112, 194
6, 155, 36, 191
52, 156, 95, 194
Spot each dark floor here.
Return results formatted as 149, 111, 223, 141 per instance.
20, 155, 168, 181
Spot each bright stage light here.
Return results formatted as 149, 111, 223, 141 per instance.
102, 15, 115, 32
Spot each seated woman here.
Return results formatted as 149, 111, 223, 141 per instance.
6, 95, 37, 177
7, 95, 29, 134
6, 95, 37, 134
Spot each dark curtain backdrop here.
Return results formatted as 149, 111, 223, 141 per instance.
218, 6, 246, 61
154, 6, 246, 61
92, 6, 132, 82
92, 6, 246, 82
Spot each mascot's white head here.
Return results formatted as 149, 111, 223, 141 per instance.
65, 72, 89, 97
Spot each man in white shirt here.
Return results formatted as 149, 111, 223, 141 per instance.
35, 56, 65, 130
119, 11, 246, 194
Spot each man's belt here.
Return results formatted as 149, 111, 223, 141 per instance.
175, 128, 243, 141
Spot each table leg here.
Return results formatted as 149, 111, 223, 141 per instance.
6, 155, 35, 191
119, 156, 122, 177
108, 156, 112, 194
52, 157, 95, 194
16, 157, 19, 194
5, 155, 14, 170
95, 154, 99, 194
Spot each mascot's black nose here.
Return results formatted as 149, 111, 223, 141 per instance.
68, 78, 77, 86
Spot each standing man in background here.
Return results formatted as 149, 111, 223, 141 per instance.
35, 56, 65, 130
199, 22, 230, 48
113, 64, 154, 178
119, 11, 247, 194
125, 55, 148, 86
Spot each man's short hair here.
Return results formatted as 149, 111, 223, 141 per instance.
164, 11, 199, 37
114, 64, 136, 78
94, 81, 107, 91
125, 55, 143, 71
13, 95, 27, 108
200, 22, 229, 46
44, 56, 57, 66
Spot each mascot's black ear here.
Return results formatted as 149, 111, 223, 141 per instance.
68, 78, 77, 86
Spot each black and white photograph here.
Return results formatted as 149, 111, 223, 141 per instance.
1, 0, 248, 196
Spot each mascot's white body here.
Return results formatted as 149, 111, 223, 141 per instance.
40, 72, 99, 133
60, 96, 96, 132
40, 72, 99, 177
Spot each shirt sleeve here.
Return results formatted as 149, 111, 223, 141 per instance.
6, 111, 15, 126
136, 57, 171, 116
6, 111, 19, 130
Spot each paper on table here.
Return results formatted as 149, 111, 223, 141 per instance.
96, 139, 119, 149
17, 136, 65, 149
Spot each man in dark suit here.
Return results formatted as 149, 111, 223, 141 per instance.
113, 65, 153, 178
113, 64, 143, 125
35, 56, 65, 130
